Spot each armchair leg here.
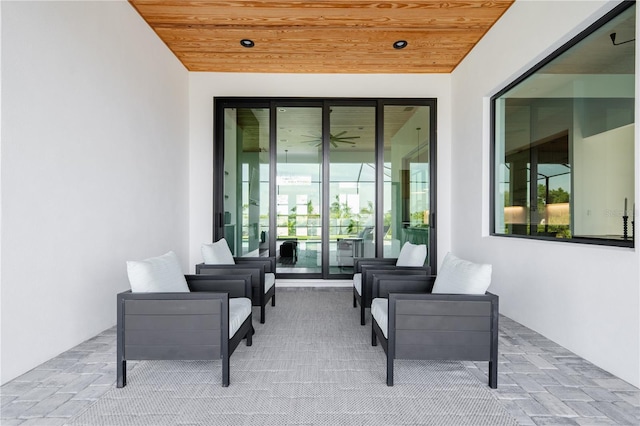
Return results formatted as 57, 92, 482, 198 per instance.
372, 327, 377, 346
353, 292, 357, 308
386, 356, 394, 386
222, 354, 230, 387
246, 329, 253, 347
117, 360, 126, 388
360, 305, 366, 326
260, 306, 265, 324
488, 360, 497, 389
271, 294, 275, 307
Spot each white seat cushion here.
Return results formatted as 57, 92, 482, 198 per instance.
353, 273, 362, 296
265, 273, 275, 292
229, 297, 252, 337
396, 242, 427, 267
432, 252, 492, 295
126, 251, 189, 293
201, 239, 235, 265
371, 298, 388, 339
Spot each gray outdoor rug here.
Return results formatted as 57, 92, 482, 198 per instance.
68, 288, 518, 426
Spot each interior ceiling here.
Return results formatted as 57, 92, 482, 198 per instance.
238, 105, 424, 155
129, 0, 515, 73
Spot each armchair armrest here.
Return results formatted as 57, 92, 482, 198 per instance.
234, 256, 276, 273
185, 274, 252, 299
354, 257, 397, 273
196, 264, 265, 293
372, 274, 436, 298
361, 264, 431, 278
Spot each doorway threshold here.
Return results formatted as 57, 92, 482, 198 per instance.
276, 279, 351, 288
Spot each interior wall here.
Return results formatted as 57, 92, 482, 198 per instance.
188, 74, 452, 272
1, 1, 189, 384
451, 0, 639, 387
574, 124, 635, 236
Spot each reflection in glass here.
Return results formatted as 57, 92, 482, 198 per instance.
329, 106, 376, 274
223, 107, 270, 257
276, 107, 322, 273
383, 105, 431, 264
493, 3, 635, 245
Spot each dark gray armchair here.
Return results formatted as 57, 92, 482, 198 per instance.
370, 274, 499, 388
196, 256, 276, 324
353, 256, 431, 325
117, 274, 254, 388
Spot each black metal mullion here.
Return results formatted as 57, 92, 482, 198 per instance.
428, 100, 438, 273
269, 103, 277, 258
375, 101, 385, 258
321, 101, 331, 278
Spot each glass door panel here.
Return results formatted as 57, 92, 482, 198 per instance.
222, 107, 270, 257
328, 106, 376, 275
276, 107, 322, 274
383, 105, 432, 265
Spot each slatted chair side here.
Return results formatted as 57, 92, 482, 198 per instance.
387, 292, 499, 388
116, 291, 228, 388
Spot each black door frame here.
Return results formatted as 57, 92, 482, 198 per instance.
213, 97, 437, 279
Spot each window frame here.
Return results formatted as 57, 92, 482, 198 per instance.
490, 0, 636, 248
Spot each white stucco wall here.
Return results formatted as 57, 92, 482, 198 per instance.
1, 1, 189, 384
187, 73, 453, 272
451, 0, 639, 387
2, 0, 636, 391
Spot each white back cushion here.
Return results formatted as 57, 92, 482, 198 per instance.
432, 252, 492, 295
201, 239, 235, 265
395, 242, 427, 267
127, 251, 189, 293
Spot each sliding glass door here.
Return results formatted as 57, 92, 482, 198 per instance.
329, 105, 377, 274
383, 105, 433, 266
214, 98, 436, 279
275, 106, 323, 274
217, 105, 270, 258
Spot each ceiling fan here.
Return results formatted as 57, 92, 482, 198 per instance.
302, 131, 360, 147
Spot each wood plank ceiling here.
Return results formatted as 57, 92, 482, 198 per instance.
129, 1, 515, 73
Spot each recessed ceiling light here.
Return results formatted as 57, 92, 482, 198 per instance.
393, 40, 408, 50
240, 39, 255, 48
